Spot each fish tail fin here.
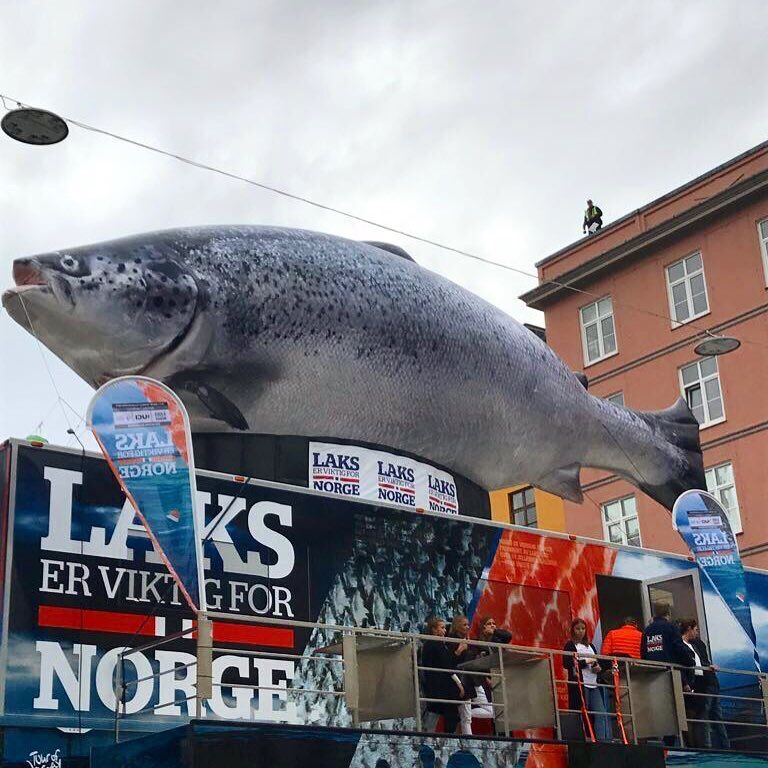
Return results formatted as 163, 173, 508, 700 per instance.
633, 398, 706, 510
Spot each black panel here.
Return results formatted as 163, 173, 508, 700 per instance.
568, 742, 665, 768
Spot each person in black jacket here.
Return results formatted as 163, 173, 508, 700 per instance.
682, 618, 730, 749
461, 616, 513, 733
641, 603, 695, 746
563, 618, 611, 741
641, 603, 695, 678
679, 618, 708, 747
421, 616, 464, 733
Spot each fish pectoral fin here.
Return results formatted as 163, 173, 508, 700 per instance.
194, 385, 249, 430
534, 464, 583, 503
173, 377, 249, 431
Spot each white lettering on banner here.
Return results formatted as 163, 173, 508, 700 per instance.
33, 642, 298, 722
699, 554, 735, 566
113, 431, 174, 452
40, 560, 92, 597
155, 651, 196, 716
33, 643, 96, 711
692, 531, 731, 548
308, 442, 460, 514
310, 449, 362, 497
118, 462, 177, 479
40, 469, 296, 579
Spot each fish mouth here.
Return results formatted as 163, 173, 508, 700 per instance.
2, 259, 49, 306
3, 258, 77, 314
13, 258, 48, 288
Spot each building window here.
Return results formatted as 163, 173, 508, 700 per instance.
680, 358, 725, 427
705, 462, 742, 535
666, 252, 709, 326
602, 495, 640, 547
759, 218, 768, 285
606, 391, 625, 406
580, 297, 617, 365
510, 487, 537, 527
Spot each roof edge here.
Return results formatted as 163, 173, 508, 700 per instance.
520, 167, 768, 309
534, 137, 768, 269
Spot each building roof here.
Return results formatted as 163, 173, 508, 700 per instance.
520, 138, 768, 310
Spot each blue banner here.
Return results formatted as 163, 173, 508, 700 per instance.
87, 376, 205, 611
673, 489, 757, 652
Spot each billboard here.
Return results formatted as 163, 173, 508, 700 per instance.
1, 441, 767, 764
1, 443, 494, 732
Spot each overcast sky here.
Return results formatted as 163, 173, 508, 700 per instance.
2, 1, 767, 450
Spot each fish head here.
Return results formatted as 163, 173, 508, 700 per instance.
3, 237, 199, 387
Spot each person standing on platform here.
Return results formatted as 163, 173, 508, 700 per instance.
681, 618, 730, 749
601, 617, 642, 659
679, 618, 708, 748
448, 615, 473, 735
464, 616, 512, 735
583, 199, 603, 234
641, 603, 695, 746
641, 603, 695, 674
421, 616, 464, 734
563, 618, 611, 741
686, 620, 730, 749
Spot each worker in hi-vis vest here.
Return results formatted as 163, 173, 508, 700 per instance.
583, 199, 603, 234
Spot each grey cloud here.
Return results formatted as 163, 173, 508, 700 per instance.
2, 1, 767, 447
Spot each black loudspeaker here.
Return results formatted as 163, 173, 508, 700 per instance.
568, 742, 665, 768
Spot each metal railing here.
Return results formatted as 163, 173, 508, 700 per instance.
112, 611, 768, 753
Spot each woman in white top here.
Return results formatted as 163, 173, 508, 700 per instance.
562, 618, 611, 741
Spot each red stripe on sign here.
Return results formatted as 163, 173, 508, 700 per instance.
212, 621, 294, 648
38, 606, 158, 636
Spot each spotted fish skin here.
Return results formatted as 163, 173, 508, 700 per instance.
3, 226, 704, 505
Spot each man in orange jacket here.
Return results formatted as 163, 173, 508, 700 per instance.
602, 617, 642, 659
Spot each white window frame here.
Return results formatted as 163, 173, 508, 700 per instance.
601, 495, 641, 547
665, 251, 710, 328
759, 217, 768, 286
605, 391, 625, 406
679, 358, 726, 429
705, 461, 743, 535
579, 296, 618, 367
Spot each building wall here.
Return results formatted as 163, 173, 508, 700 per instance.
535, 184, 768, 566
489, 485, 566, 531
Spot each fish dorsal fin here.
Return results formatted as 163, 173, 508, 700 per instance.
574, 372, 588, 389
362, 241, 415, 262
534, 464, 583, 503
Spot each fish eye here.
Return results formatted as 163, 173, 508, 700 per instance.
60, 255, 77, 271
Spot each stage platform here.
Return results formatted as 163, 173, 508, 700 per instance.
87, 721, 768, 768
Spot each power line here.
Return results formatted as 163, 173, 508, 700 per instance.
16, 291, 77, 437
2, 91, 767, 353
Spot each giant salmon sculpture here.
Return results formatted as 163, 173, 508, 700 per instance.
3, 226, 704, 508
